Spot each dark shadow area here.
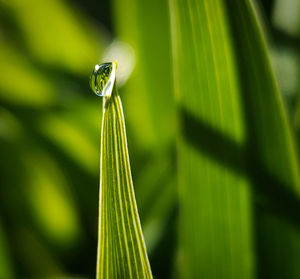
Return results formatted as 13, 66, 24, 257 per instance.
271, 27, 300, 52
180, 108, 245, 173
259, 0, 276, 21
180, 109, 300, 231
149, 205, 178, 279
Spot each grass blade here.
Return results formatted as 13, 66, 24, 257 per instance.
226, 1, 300, 278
170, 0, 300, 278
96, 77, 152, 278
226, 0, 300, 188
169, 1, 254, 278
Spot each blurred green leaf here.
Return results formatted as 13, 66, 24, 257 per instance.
170, 1, 253, 278
1, 0, 103, 74
23, 150, 80, 246
97, 82, 152, 278
227, 1, 300, 278
0, 0, 107, 276
37, 111, 99, 175
112, 0, 175, 149
229, 0, 300, 188
170, 0, 300, 278
0, 42, 56, 106
112, 2, 177, 272
1, 109, 81, 246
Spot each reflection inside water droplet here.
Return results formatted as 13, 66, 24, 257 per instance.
90, 62, 117, 97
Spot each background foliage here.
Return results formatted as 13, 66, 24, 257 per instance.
0, 0, 300, 278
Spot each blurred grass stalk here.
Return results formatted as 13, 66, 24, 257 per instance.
112, 0, 177, 276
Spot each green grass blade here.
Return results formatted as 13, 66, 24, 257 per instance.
226, 0, 300, 188
170, 0, 300, 278
227, 1, 300, 278
170, 1, 254, 278
97, 86, 152, 278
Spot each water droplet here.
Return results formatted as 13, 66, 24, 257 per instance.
90, 62, 117, 97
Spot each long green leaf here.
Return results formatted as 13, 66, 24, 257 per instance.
170, 1, 254, 278
96, 69, 152, 278
170, 0, 300, 278
227, 1, 300, 278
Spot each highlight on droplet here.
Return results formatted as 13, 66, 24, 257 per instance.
90, 62, 117, 97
